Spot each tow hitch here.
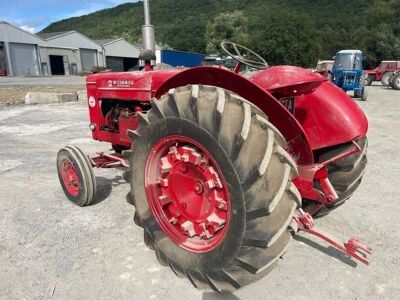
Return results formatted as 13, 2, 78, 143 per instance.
292, 209, 372, 265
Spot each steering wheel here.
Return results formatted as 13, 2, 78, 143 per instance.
221, 41, 268, 71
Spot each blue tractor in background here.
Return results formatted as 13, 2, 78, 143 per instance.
330, 50, 367, 101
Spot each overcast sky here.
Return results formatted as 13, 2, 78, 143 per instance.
0, 0, 138, 33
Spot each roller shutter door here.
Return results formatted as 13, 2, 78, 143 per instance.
80, 48, 97, 72
106, 56, 124, 72
9, 43, 40, 76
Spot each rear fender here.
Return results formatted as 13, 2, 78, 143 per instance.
155, 66, 313, 164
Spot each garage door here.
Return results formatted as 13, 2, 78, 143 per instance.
0, 43, 6, 76
106, 56, 124, 72
9, 43, 40, 76
80, 48, 97, 72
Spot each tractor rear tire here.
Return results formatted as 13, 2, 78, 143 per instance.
391, 73, 400, 90
315, 137, 367, 217
381, 72, 393, 86
57, 146, 96, 206
127, 85, 301, 293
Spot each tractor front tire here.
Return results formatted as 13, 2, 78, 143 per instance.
381, 72, 393, 86
128, 85, 301, 293
57, 146, 96, 206
316, 137, 367, 216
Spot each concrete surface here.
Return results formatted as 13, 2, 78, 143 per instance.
0, 76, 85, 88
0, 84, 399, 300
25, 93, 79, 105
77, 91, 88, 102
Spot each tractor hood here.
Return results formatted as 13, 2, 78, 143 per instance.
87, 69, 186, 101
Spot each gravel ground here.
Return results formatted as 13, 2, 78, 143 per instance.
0, 83, 399, 300
0, 76, 86, 106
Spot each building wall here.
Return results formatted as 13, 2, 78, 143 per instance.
0, 22, 43, 76
103, 39, 140, 58
46, 32, 104, 68
0, 22, 43, 44
39, 47, 82, 75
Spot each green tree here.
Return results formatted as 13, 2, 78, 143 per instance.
250, 9, 322, 67
205, 11, 249, 54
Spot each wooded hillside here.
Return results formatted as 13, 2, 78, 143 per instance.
41, 0, 400, 68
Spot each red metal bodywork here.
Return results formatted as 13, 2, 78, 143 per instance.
86, 65, 368, 206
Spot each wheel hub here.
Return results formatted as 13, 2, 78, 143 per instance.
145, 136, 230, 252
61, 159, 79, 196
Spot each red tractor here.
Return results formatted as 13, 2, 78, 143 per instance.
365, 60, 400, 86
314, 60, 334, 79
56, 2, 371, 293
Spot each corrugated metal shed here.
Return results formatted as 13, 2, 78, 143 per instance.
38, 31, 104, 72
159, 50, 205, 67
37, 31, 102, 51
95, 38, 140, 58
95, 38, 140, 72
0, 21, 44, 44
0, 21, 43, 76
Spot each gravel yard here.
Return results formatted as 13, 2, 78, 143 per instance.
0, 83, 399, 300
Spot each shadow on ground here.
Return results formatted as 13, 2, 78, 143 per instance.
202, 292, 241, 300
91, 175, 128, 205
294, 235, 357, 268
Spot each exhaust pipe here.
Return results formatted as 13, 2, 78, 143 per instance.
142, 0, 155, 52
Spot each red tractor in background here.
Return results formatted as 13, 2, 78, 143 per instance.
365, 60, 400, 86
56, 1, 371, 293
314, 60, 334, 79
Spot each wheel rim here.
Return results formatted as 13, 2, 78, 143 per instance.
60, 159, 80, 196
145, 136, 231, 253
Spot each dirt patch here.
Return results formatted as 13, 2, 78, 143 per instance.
0, 86, 85, 107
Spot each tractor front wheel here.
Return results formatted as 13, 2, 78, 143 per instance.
57, 146, 96, 206
127, 85, 300, 292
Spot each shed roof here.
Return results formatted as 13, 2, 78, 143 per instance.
0, 21, 45, 44
36, 31, 74, 40
94, 38, 122, 46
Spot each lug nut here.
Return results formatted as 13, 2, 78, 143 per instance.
194, 182, 204, 194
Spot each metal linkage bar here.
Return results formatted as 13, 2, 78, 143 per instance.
89, 152, 129, 169
295, 140, 361, 207
293, 209, 372, 265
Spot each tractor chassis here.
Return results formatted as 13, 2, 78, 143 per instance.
89, 151, 129, 169
82, 140, 371, 266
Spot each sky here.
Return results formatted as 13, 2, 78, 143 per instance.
0, 0, 138, 33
